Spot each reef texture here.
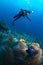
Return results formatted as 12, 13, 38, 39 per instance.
0, 22, 43, 65
0, 21, 43, 65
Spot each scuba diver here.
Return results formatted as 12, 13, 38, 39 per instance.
13, 9, 31, 25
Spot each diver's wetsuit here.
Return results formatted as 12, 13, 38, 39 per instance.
13, 9, 31, 24
13, 9, 24, 21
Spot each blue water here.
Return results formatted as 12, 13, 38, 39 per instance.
0, 0, 43, 41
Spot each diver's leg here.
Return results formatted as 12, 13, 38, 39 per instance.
14, 15, 21, 21
26, 16, 31, 22
13, 14, 19, 18
12, 16, 21, 25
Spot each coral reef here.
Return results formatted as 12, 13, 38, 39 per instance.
0, 29, 42, 65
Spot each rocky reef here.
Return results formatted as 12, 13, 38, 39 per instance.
0, 20, 9, 32
0, 30, 42, 65
0, 21, 43, 65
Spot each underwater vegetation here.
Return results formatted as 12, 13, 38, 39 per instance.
0, 20, 43, 65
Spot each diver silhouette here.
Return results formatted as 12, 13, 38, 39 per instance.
13, 9, 31, 25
